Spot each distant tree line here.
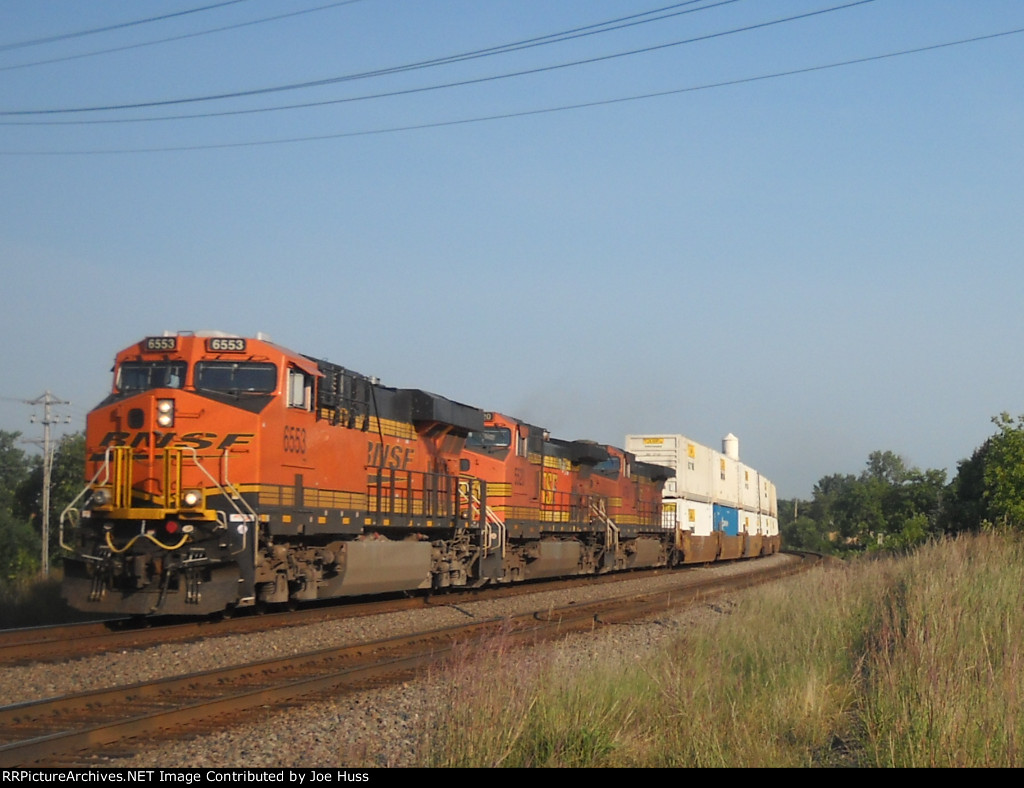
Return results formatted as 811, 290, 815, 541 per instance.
0, 430, 85, 584
3, 413, 1024, 583
780, 413, 1024, 555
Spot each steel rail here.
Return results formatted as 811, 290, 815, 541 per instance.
0, 555, 811, 767
0, 561, 783, 665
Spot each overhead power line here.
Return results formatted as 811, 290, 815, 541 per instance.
3, 24, 1020, 156
0, 0, 876, 117
0, 0, 253, 52
0, 0, 370, 73
0, 0, 736, 107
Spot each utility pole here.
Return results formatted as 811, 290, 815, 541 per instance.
25, 391, 71, 577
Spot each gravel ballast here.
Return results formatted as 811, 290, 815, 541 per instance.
9, 554, 794, 768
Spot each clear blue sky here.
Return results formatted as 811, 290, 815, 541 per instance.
1, 0, 1022, 499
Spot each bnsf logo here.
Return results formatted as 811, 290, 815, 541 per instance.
367, 441, 415, 470
96, 431, 254, 450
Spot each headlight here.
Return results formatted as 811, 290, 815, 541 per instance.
156, 398, 175, 428
91, 488, 111, 506
182, 489, 202, 508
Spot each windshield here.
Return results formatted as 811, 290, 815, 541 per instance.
466, 427, 512, 449
117, 361, 186, 392
194, 361, 276, 394
593, 456, 621, 477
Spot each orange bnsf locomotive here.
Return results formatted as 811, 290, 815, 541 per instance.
60, 331, 778, 617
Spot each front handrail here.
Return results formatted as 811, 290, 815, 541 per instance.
185, 446, 259, 555
59, 448, 113, 552
60, 445, 259, 556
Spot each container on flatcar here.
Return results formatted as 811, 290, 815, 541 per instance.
625, 433, 779, 563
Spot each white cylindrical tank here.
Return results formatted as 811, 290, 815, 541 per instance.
722, 433, 739, 461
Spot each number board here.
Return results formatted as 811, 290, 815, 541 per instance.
143, 336, 177, 352
206, 337, 247, 352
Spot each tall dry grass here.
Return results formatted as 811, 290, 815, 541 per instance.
859, 530, 1024, 767
415, 532, 1024, 767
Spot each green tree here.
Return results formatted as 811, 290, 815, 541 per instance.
808, 473, 858, 543
50, 432, 88, 520
796, 453, 946, 554
0, 430, 38, 582
779, 508, 831, 553
864, 449, 908, 485
866, 460, 945, 549
13, 432, 86, 572
979, 413, 1024, 528
0, 430, 29, 507
0, 507, 40, 580
940, 442, 989, 533
836, 474, 887, 548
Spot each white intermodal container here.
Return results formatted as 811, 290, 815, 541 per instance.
626, 434, 709, 501
626, 432, 780, 563
626, 432, 776, 517
738, 463, 761, 511
713, 449, 740, 508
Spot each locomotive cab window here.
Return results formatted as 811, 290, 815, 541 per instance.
195, 361, 276, 394
117, 361, 186, 392
594, 456, 621, 478
287, 368, 312, 410
466, 427, 511, 450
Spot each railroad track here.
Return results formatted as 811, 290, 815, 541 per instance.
0, 553, 815, 766
0, 596, 435, 665
0, 559, 809, 666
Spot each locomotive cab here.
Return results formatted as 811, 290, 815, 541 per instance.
61, 332, 494, 616
61, 333, 286, 615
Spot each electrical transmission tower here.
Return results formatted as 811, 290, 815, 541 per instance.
25, 391, 71, 577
